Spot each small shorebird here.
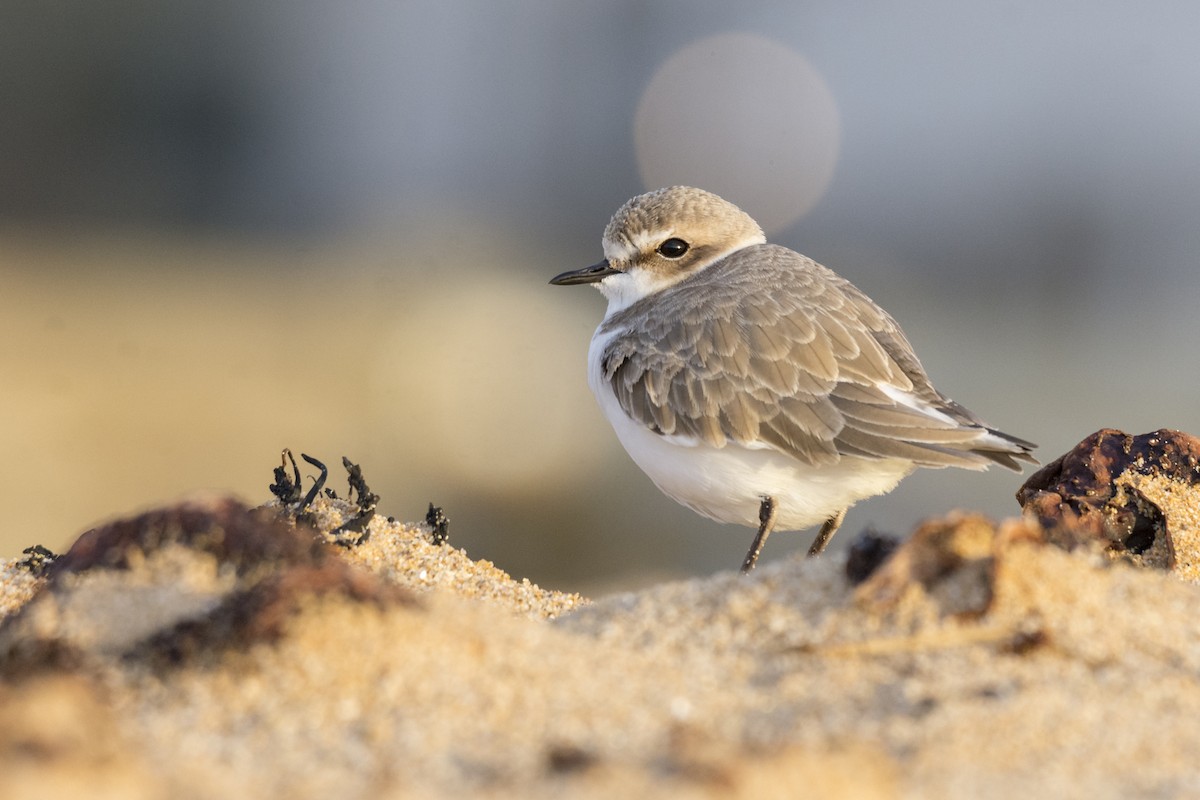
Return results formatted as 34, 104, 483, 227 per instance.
551, 186, 1036, 572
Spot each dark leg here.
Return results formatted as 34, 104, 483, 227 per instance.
807, 508, 847, 557
740, 496, 778, 574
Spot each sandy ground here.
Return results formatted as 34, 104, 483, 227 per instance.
0, 442, 1198, 800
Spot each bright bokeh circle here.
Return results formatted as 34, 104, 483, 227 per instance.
634, 33, 841, 233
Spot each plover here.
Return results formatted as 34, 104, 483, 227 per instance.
551, 186, 1036, 573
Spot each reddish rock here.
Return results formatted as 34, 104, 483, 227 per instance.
1, 496, 415, 673
1016, 429, 1200, 569
52, 496, 333, 578
854, 514, 1005, 617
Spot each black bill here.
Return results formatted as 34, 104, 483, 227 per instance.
549, 260, 620, 286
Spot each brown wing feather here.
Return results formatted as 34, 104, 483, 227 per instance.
600, 244, 1034, 469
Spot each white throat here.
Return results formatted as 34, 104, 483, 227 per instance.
594, 268, 672, 315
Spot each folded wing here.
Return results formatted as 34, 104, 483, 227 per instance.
600, 245, 1037, 470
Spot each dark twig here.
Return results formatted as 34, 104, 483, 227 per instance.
17, 544, 59, 576
330, 457, 379, 546
298, 453, 328, 518
425, 503, 449, 545
269, 449, 303, 505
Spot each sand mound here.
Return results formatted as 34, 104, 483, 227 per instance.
2, 431, 1199, 798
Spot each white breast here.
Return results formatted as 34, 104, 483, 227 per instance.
586, 326, 916, 532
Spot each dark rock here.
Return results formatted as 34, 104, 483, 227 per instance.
1016, 429, 1200, 569
844, 531, 900, 585
0, 496, 416, 674
52, 496, 331, 579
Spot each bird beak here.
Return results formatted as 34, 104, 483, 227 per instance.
549, 260, 621, 286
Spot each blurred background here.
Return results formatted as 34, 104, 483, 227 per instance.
2, 2, 1198, 593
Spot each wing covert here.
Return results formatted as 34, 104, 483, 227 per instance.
598, 245, 1010, 468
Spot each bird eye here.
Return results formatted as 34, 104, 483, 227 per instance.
656, 238, 690, 259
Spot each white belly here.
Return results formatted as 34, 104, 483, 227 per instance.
587, 331, 915, 531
